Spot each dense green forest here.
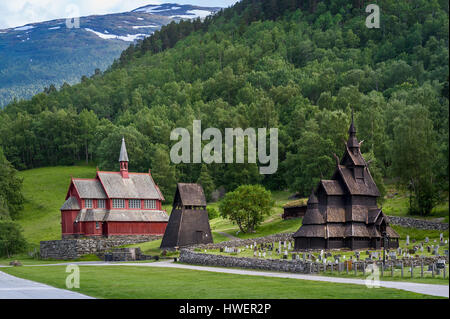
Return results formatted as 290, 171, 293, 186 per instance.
0, 0, 448, 214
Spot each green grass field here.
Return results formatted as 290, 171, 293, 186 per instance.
0, 266, 442, 299
16, 165, 97, 247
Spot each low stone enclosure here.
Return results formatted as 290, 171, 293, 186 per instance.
388, 216, 449, 231
40, 235, 161, 259
100, 247, 157, 262
179, 228, 449, 276
180, 248, 448, 277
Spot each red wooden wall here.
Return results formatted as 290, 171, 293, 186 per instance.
106, 222, 167, 235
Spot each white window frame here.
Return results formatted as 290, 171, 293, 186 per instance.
85, 199, 93, 208
145, 199, 156, 209
97, 199, 106, 209
129, 199, 141, 209
112, 199, 125, 209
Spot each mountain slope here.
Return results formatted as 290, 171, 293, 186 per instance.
0, 0, 448, 205
0, 3, 221, 107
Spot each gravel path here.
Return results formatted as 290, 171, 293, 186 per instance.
0, 270, 94, 299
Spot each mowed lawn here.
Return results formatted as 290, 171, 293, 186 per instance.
0, 266, 441, 299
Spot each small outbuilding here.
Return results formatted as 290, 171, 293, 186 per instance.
282, 198, 308, 219
160, 183, 213, 249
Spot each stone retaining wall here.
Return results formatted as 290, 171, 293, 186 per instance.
179, 249, 308, 273
388, 216, 449, 231
40, 235, 161, 259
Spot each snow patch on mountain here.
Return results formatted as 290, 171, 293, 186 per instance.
84, 28, 149, 42
14, 25, 35, 31
132, 24, 159, 29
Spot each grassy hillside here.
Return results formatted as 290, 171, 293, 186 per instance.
16, 165, 97, 246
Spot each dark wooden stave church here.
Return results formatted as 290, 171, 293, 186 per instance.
293, 115, 399, 250
160, 183, 213, 248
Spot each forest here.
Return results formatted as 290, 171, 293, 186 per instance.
0, 0, 448, 215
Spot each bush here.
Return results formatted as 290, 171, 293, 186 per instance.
207, 207, 219, 220
0, 220, 27, 257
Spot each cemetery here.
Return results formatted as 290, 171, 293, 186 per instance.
182, 232, 449, 282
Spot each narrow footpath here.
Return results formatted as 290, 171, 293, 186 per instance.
0, 270, 93, 299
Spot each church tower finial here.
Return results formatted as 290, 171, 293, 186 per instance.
119, 137, 129, 178
347, 108, 358, 151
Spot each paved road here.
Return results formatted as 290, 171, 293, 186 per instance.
4, 261, 447, 298
0, 270, 93, 299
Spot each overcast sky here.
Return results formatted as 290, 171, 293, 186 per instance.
0, 0, 240, 29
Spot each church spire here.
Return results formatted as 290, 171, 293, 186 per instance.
119, 137, 129, 178
347, 108, 359, 152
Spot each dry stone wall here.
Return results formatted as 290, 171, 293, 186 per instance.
40, 235, 161, 259
179, 249, 308, 273
388, 216, 448, 231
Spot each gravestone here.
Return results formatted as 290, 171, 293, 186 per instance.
440, 233, 444, 243
303, 253, 306, 262
427, 246, 431, 253
433, 246, 439, 256
406, 235, 410, 246
425, 237, 429, 243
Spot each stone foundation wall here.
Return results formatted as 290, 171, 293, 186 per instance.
40, 235, 161, 259
179, 249, 308, 273
388, 216, 449, 231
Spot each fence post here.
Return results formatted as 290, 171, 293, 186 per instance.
432, 263, 435, 278
354, 262, 357, 276
346, 261, 349, 274
363, 262, 366, 277
331, 263, 333, 274
391, 262, 394, 277
421, 261, 423, 278
401, 262, 404, 278
381, 261, 384, 277
410, 263, 413, 278
444, 265, 446, 279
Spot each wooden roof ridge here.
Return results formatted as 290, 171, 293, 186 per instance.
175, 183, 206, 207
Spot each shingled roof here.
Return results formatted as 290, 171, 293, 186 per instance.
336, 165, 380, 196
175, 183, 206, 206
74, 209, 169, 222
321, 180, 345, 195
60, 196, 80, 210
97, 172, 164, 200
72, 179, 107, 199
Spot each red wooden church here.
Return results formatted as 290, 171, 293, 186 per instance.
60, 138, 168, 238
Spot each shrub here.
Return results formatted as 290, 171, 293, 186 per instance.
0, 220, 27, 257
207, 207, 219, 220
